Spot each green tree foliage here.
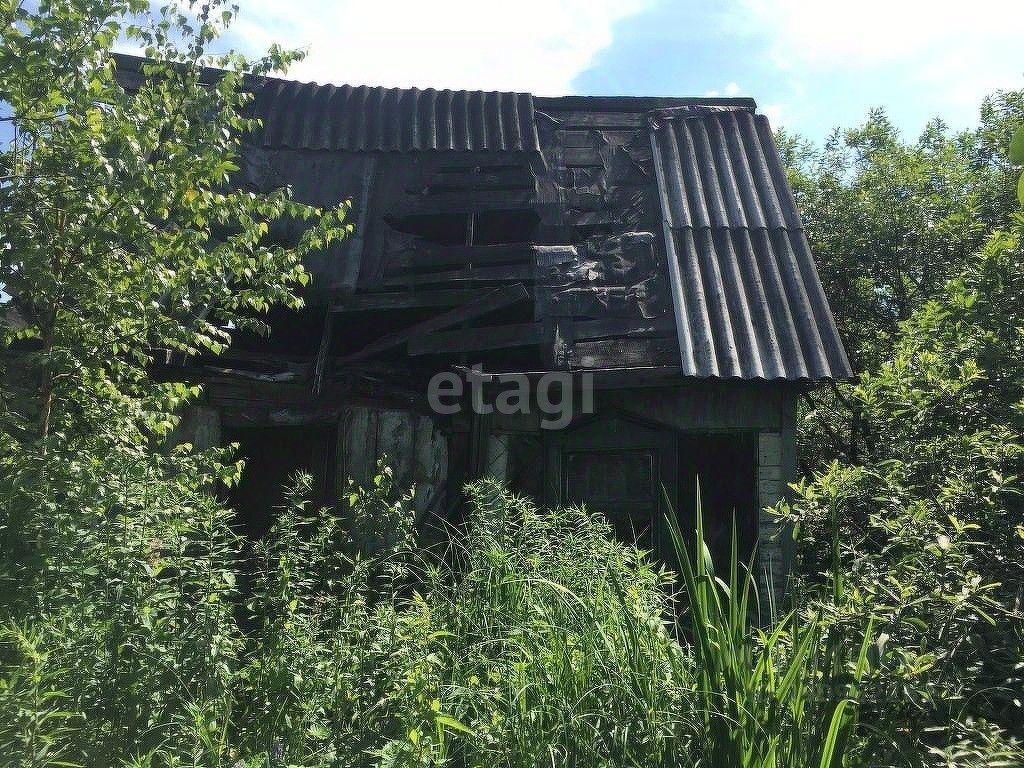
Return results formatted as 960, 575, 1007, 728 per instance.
0, 0, 346, 596
0, 0, 347, 446
1011, 125, 1024, 205
780, 95, 1024, 469
0, 1, 342, 764
779, 213, 1024, 765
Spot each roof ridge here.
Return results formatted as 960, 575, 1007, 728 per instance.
648, 104, 756, 128
111, 52, 537, 98
253, 74, 536, 99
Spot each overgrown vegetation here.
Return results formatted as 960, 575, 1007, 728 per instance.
779, 219, 1024, 765
2, 1, 1024, 766
0, 453, 876, 767
779, 99, 1024, 468
776, 84, 1024, 768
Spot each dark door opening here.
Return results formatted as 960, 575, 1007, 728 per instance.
563, 449, 661, 552
547, 415, 677, 563
222, 425, 335, 539
676, 432, 758, 570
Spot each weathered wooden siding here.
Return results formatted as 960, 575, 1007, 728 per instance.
178, 383, 797, 601
338, 406, 448, 517
598, 381, 789, 431
169, 404, 221, 452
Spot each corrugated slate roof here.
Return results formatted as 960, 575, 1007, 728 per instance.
252, 79, 540, 153
650, 106, 852, 380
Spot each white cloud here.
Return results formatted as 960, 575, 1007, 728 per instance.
732, 0, 1022, 109
705, 82, 743, 98
225, 0, 650, 94
760, 103, 786, 128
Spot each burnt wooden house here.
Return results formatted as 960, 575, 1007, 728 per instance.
153, 60, 852, 586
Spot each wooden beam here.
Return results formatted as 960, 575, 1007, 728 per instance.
395, 190, 535, 215
408, 322, 543, 356
562, 146, 605, 167
573, 316, 675, 339
382, 263, 535, 287
331, 289, 490, 312
336, 284, 530, 364
387, 243, 537, 271
572, 337, 680, 369
421, 166, 534, 191
384, 243, 578, 274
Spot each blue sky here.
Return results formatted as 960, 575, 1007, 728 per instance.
219, 0, 1023, 144
4, 1, 1022, 145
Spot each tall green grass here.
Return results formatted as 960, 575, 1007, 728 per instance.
665, 489, 873, 767
426, 480, 691, 767
0, 466, 870, 766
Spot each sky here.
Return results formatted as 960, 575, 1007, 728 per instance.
216, 0, 1024, 143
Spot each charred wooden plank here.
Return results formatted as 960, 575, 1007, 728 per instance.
331, 289, 498, 312
191, 365, 301, 383
383, 263, 535, 286
187, 351, 310, 377
336, 284, 530, 364
572, 337, 681, 368
389, 243, 537, 271
548, 111, 646, 129
396, 189, 536, 215
559, 130, 599, 147
407, 322, 543, 355
421, 166, 535, 191
573, 316, 675, 339
386, 243, 578, 273
563, 146, 606, 166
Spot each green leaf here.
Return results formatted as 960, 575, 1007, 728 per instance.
1010, 126, 1024, 165
818, 699, 853, 768
434, 714, 474, 736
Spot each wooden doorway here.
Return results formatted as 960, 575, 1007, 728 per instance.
547, 414, 677, 562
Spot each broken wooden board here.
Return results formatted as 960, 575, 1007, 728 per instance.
336, 283, 530, 364
383, 263, 536, 287
407, 322, 544, 355
385, 243, 577, 272
331, 289, 497, 312
407, 316, 674, 357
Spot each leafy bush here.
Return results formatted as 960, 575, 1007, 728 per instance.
0, 450, 876, 767
779, 93, 1024, 470
778, 215, 1024, 765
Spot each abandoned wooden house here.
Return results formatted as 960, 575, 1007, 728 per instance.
136, 57, 852, 585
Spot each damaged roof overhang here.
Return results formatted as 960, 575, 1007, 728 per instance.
648, 106, 853, 381
113, 52, 851, 385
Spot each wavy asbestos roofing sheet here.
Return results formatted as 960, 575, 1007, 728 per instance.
252, 80, 540, 153
649, 106, 852, 380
